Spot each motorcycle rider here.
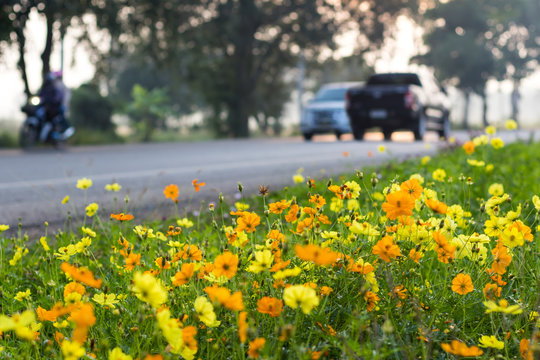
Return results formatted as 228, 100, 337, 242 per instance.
37, 71, 74, 140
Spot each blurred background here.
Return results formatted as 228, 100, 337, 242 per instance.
0, 0, 538, 146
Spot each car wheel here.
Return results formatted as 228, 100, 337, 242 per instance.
382, 128, 393, 141
303, 133, 313, 141
19, 123, 38, 149
412, 114, 427, 141
335, 131, 343, 140
438, 114, 451, 140
352, 125, 365, 141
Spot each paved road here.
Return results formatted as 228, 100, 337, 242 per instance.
0, 130, 536, 232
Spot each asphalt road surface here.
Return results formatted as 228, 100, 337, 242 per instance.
0, 130, 536, 233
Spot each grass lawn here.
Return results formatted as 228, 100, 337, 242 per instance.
0, 128, 538, 359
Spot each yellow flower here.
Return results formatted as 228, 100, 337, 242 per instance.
467, 159, 485, 167
62, 340, 86, 360
532, 195, 540, 211
39, 236, 50, 251
0, 224, 9, 232
421, 156, 431, 165
76, 177, 93, 190
75, 237, 92, 253
54, 244, 78, 261
478, 335, 504, 349
132, 272, 167, 308
432, 169, 446, 182
108, 347, 133, 360
93, 293, 121, 308
14, 289, 31, 302
134, 225, 156, 238
485, 125, 496, 135
81, 226, 96, 238
505, 119, 517, 130
283, 285, 320, 314
85, 203, 99, 217
377, 145, 386, 153
272, 267, 302, 280
194, 296, 221, 327
234, 202, 250, 211
177, 218, 194, 228
64, 292, 82, 306
485, 164, 494, 172
491, 137, 504, 149
9, 246, 28, 266
343, 181, 361, 199
61, 195, 70, 204
0, 310, 36, 340
293, 174, 305, 184
105, 183, 122, 192
500, 227, 524, 248
247, 250, 274, 273
484, 299, 523, 314
488, 183, 504, 196
473, 134, 489, 146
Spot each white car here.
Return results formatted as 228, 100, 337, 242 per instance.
300, 82, 364, 141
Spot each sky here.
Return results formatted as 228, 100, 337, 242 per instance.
1, 11, 539, 128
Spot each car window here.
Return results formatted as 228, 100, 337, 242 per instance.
367, 74, 421, 86
314, 87, 348, 101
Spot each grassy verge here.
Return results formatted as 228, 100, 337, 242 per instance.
0, 131, 538, 359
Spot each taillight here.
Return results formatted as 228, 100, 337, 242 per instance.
404, 90, 417, 110
345, 91, 351, 109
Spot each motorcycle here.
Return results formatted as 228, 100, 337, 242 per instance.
19, 96, 74, 149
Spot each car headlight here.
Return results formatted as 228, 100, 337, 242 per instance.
301, 110, 313, 125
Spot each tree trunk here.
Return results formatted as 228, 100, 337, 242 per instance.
481, 91, 488, 127
511, 79, 520, 126
462, 90, 470, 130
14, 24, 31, 98
41, 7, 55, 79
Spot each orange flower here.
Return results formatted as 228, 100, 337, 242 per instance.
36, 303, 71, 322
182, 325, 198, 351
155, 257, 171, 270
451, 274, 474, 295
382, 190, 415, 220
372, 235, 401, 262
491, 240, 512, 274
284, 204, 299, 222
192, 179, 206, 192
328, 185, 345, 199
64, 282, 86, 298
144, 355, 164, 360
425, 199, 448, 214
238, 311, 248, 343
294, 244, 339, 266
268, 200, 290, 214
110, 213, 134, 221
171, 263, 195, 286
295, 217, 314, 234
236, 212, 261, 233
124, 252, 141, 271
519, 339, 533, 360
163, 184, 179, 201
256, 297, 283, 317
309, 194, 326, 208
248, 338, 266, 358
393, 285, 407, 299
364, 291, 380, 311
175, 244, 203, 262
204, 286, 245, 311
483, 283, 502, 299
61, 262, 102, 288
462, 140, 475, 154
69, 303, 96, 343
409, 248, 423, 263
441, 340, 483, 356
319, 286, 333, 296
400, 178, 423, 199
213, 252, 239, 279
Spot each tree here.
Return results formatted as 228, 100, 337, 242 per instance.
414, 0, 497, 128
125, 85, 170, 142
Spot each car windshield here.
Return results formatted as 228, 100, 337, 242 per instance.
314, 87, 347, 101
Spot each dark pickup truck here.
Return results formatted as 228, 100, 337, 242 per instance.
345, 72, 451, 140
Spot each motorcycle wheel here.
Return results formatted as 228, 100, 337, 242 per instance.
19, 123, 38, 149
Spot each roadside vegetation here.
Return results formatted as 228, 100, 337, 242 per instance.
0, 123, 538, 359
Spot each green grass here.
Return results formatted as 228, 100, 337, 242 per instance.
0, 133, 539, 359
